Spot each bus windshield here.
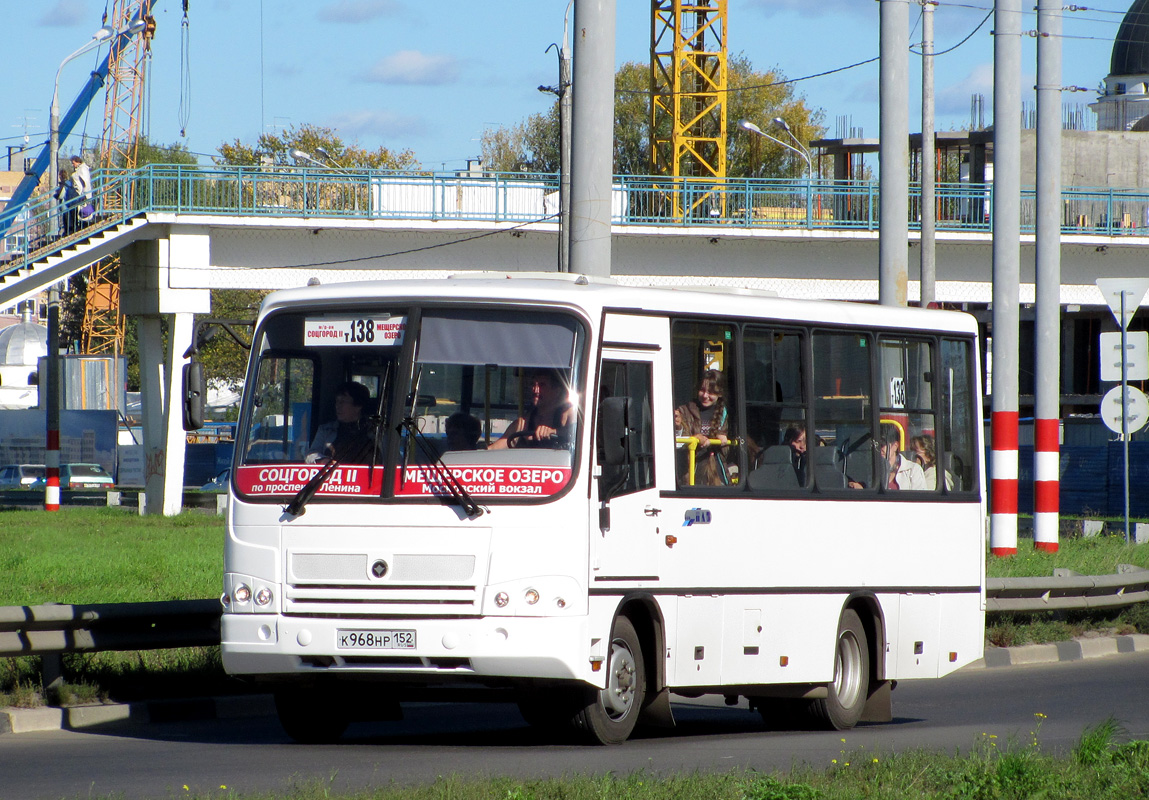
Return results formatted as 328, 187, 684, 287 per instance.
234, 306, 586, 503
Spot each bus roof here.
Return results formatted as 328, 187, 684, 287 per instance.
258, 273, 979, 336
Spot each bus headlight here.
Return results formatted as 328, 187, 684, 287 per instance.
524, 588, 540, 605
234, 583, 252, 603
255, 587, 273, 606
494, 592, 510, 608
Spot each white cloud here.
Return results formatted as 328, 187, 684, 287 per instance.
36, 0, 87, 27
937, 62, 995, 117
363, 50, 460, 86
317, 0, 398, 24
327, 109, 426, 139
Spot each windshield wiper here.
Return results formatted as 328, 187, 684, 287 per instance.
398, 416, 484, 518
284, 417, 384, 517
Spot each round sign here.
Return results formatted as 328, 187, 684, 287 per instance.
1101, 385, 1149, 434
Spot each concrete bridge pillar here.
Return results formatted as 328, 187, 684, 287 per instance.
121, 230, 211, 515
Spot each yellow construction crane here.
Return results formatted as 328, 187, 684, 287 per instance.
650, 0, 728, 218
80, 0, 156, 355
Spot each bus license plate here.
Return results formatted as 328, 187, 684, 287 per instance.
336, 629, 416, 650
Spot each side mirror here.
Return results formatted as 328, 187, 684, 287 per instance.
183, 361, 205, 431
599, 396, 631, 466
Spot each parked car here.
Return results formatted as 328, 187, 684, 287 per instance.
60, 463, 115, 489
200, 468, 230, 492
0, 464, 45, 490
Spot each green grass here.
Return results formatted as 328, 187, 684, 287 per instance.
987, 531, 1149, 579
0, 506, 223, 605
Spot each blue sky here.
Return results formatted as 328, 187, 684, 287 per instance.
3, 0, 1127, 169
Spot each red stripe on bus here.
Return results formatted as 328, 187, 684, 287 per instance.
1033, 418, 1059, 452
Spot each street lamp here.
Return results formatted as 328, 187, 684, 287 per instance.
771, 117, 814, 177
289, 148, 326, 168
738, 119, 812, 178
48, 14, 148, 236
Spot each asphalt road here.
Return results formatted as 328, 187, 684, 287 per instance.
2, 654, 1148, 800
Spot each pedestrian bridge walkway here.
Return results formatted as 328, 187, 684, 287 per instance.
3, 163, 1149, 311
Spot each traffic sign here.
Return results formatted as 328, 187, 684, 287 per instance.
1096, 278, 1149, 330
1099, 331, 1149, 381
1101, 385, 1149, 434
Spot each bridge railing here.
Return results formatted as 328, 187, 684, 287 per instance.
7, 164, 1149, 277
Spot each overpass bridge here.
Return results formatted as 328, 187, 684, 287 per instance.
3, 164, 1147, 513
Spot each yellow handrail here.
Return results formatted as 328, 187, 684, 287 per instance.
675, 436, 737, 486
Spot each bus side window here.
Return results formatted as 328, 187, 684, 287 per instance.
671, 321, 740, 489
940, 338, 977, 492
744, 327, 809, 492
812, 331, 873, 491
597, 360, 655, 497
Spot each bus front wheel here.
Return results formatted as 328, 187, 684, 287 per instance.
572, 615, 646, 744
811, 608, 869, 731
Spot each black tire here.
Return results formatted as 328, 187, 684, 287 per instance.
274, 688, 350, 744
571, 616, 646, 744
810, 608, 869, 730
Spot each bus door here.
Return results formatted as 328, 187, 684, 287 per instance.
592, 314, 670, 581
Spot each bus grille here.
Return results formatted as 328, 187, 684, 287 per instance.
284, 552, 481, 617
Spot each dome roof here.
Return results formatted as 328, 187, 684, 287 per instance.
0, 320, 47, 367
1112, 1, 1149, 76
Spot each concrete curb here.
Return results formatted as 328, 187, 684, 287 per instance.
0, 693, 275, 735
4, 636, 1149, 734
964, 633, 1149, 669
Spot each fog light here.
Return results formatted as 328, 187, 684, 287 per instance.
234, 583, 251, 603
494, 591, 509, 608
255, 587, 273, 606
524, 588, 539, 605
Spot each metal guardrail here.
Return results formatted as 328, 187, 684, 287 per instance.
986, 566, 1149, 613
0, 599, 219, 658
0, 568, 1146, 663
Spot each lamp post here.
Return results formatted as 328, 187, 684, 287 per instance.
49, 24, 114, 238
539, 0, 574, 272
771, 117, 814, 178
739, 118, 814, 227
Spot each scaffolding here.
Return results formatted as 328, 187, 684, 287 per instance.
650, 0, 728, 219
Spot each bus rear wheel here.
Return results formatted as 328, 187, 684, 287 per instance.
571, 615, 646, 744
810, 608, 869, 731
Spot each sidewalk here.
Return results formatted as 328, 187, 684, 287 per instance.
4, 634, 1149, 735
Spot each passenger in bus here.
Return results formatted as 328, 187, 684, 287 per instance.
782, 424, 808, 485
445, 412, 482, 451
674, 369, 731, 486
489, 369, 574, 449
304, 381, 379, 464
910, 433, 953, 491
878, 424, 926, 490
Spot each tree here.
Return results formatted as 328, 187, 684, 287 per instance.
216, 123, 420, 170
481, 54, 825, 178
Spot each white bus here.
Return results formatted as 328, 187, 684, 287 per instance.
209, 274, 985, 744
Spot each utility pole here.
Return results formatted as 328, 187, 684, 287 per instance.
990, 0, 1023, 556
920, 1, 936, 308
569, 0, 615, 278
879, 0, 909, 306
1033, 0, 1063, 552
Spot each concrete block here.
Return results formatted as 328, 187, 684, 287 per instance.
1055, 640, 1084, 661
1077, 637, 1119, 660
980, 647, 1013, 668
0, 707, 63, 734
1007, 643, 1061, 665
1117, 634, 1149, 653
1082, 519, 1105, 538
1136, 523, 1149, 545
66, 703, 141, 729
